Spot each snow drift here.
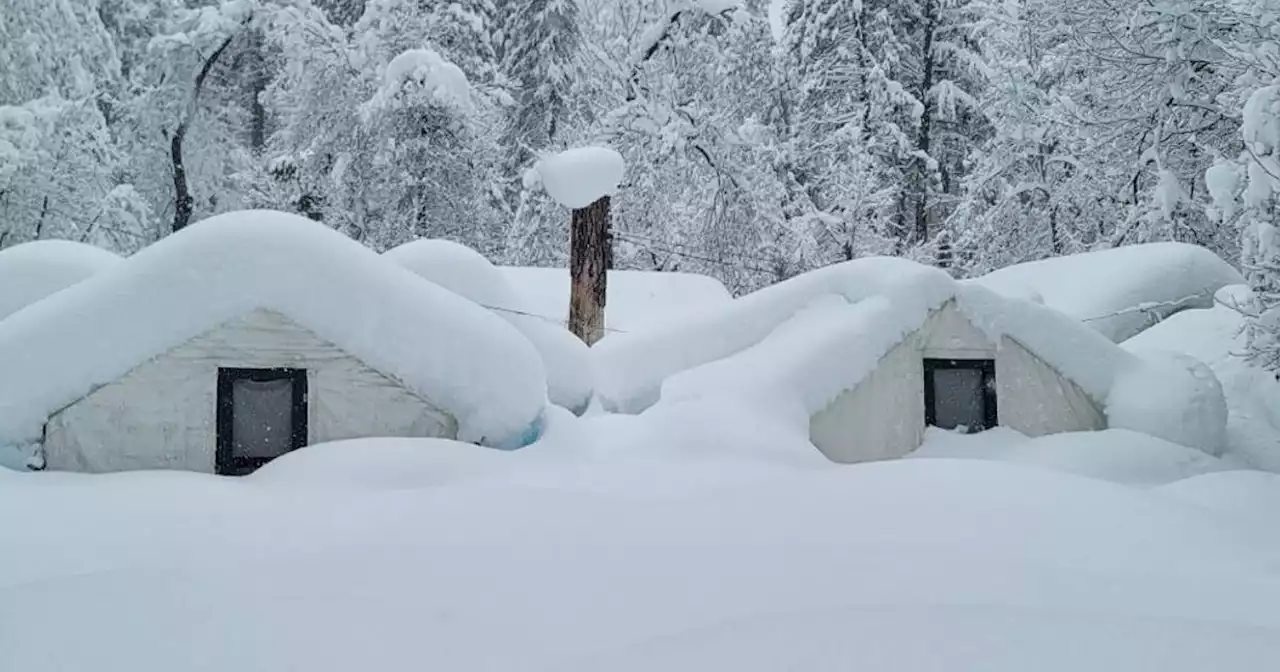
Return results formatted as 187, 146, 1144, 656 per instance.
912, 428, 1233, 486
1124, 285, 1280, 470
385, 238, 594, 413
2, 457, 1279, 671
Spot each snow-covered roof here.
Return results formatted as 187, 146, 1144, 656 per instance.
594, 257, 946, 412
0, 211, 548, 451
0, 240, 123, 320
523, 146, 625, 209
384, 239, 594, 414
1122, 285, 1280, 470
499, 266, 732, 335
603, 256, 1225, 452
969, 243, 1244, 342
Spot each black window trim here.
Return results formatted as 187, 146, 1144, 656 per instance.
216, 367, 308, 476
923, 358, 998, 432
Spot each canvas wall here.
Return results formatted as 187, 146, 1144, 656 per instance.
810, 303, 1104, 463
44, 309, 457, 473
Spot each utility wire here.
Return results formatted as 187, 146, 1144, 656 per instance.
612, 233, 777, 274
479, 302, 631, 335
613, 229, 784, 266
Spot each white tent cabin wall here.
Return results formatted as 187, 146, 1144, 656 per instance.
44, 309, 457, 474
810, 301, 1105, 464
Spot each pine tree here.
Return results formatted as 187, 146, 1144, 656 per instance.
498, 0, 586, 264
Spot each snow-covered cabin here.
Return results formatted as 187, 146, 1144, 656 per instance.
970, 243, 1243, 342
384, 239, 595, 414
0, 211, 547, 473
0, 240, 123, 320
625, 258, 1227, 462
500, 266, 732, 335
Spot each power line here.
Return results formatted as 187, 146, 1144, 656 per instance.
480, 302, 631, 335
612, 232, 778, 274
613, 229, 784, 266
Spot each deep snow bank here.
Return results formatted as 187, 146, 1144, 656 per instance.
2, 458, 1279, 671
385, 238, 594, 413
912, 428, 1234, 486
1124, 285, 1280, 470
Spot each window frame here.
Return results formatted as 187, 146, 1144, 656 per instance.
216, 367, 308, 476
922, 358, 998, 432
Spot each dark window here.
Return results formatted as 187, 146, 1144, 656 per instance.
216, 368, 307, 475
924, 358, 997, 433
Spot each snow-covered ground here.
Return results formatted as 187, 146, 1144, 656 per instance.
4, 319, 1280, 669
3, 418, 1280, 671
912, 427, 1241, 486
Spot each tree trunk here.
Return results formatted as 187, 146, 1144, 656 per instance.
171, 130, 194, 232
909, 0, 939, 244
170, 31, 242, 234
568, 196, 610, 345
248, 28, 268, 152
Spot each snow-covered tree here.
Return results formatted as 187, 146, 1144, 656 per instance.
0, 0, 155, 251
263, 1, 501, 252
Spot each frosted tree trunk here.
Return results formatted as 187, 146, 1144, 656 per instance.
569, 196, 610, 345
170, 32, 239, 233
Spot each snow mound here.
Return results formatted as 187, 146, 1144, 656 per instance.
499, 412, 824, 500
384, 238, 518, 310
0, 210, 547, 459
501, 266, 731, 334
525, 146, 625, 209
971, 242, 1243, 342
909, 426, 1032, 459
596, 257, 951, 413
0, 240, 122, 320
914, 428, 1231, 486
1155, 470, 1280, 530
385, 239, 594, 414
246, 437, 517, 491
1123, 287, 1280, 470
1107, 350, 1228, 456
368, 48, 470, 112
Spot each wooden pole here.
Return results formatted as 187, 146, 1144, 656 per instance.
568, 195, 610, 345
